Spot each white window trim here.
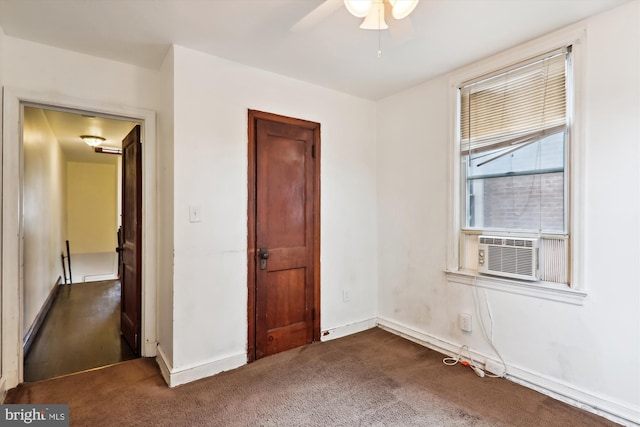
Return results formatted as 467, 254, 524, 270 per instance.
445, 25, 587, 305
446, 270, 587, 305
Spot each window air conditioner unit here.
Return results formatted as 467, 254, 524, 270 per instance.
478, 236, 540, 281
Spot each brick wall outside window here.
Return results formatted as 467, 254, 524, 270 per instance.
475, 172, 564, 232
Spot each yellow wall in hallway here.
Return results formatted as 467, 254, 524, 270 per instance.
67, 162, 117, 254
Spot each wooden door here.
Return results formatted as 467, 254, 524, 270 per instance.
120, 124, 142, 355
248, 111, 320, 361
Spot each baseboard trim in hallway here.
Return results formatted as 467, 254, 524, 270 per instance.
23, 276, 62, 355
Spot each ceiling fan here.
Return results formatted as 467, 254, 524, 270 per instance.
344, 0, 419, 29
291, 0, 419, 42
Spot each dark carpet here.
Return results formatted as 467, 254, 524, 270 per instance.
6, 328, 617, 426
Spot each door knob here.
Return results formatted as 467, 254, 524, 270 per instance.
259, 248, 269, 270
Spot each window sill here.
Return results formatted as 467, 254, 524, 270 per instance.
445, 269, 587, 305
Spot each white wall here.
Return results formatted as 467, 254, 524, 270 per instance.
5, 7, 636, 423
22, 107, 67, 334
156, 46, 175, 366
167, 45, 378, 379
3, 38, 160, 110
0, 31, 378, 389
377, 1, 640, 424
1, 36, 161, 388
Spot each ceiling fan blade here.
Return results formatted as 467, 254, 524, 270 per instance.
389, 15, 415, 45
290, 0, 344, 33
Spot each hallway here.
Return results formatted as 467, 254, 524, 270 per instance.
24, 280, 137, 382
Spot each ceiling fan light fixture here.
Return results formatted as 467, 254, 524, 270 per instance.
80, 135, 105, 147
359, 0, 388, 30
344, 0, 372, 18
389, 0, 419, 19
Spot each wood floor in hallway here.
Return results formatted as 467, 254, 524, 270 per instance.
24, 279, 137, 382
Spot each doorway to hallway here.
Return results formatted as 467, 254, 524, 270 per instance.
21, 106, 141, 381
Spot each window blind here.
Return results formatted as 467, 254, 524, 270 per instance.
460, 48, 568, 156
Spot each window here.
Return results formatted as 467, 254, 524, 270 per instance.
457, 47, 572, 286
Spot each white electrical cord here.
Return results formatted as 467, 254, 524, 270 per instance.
443, 345, 485, 377
441, 276, 508, 378
472, 274, 508, 378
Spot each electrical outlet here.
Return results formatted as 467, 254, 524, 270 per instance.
459, 313, 472, 332
484, 359, 506, 377
342, 290, 350, 302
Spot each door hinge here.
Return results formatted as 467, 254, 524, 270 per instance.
311, 144, 315, 158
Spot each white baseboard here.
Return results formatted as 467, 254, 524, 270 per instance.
377, 317, 639, 427
154, 318, 378, 387
83, 274, 118, 282
507, 369, 639, 427
143, 339, 157, 358
321, 317, 377, 341
69, 252, 117, 284
156, 345, 246, 388
155, 345, 173, 386
23, 276, 61, 355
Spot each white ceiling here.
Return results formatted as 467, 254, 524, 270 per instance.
27, 107, 138, 165
0, 0, 630, 100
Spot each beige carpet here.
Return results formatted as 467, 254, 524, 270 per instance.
5, 328, 617, 426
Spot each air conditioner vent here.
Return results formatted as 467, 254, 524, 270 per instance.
501, 238, 533, 247
478, 236, 539, 281
480, 236, 503, 245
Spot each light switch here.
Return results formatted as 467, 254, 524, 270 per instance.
189, 205, 201, 223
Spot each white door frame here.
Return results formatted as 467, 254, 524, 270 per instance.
1, 87, 158, 390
